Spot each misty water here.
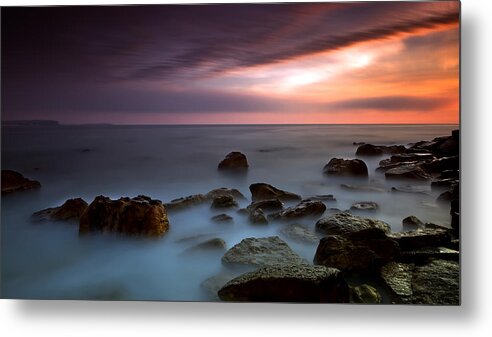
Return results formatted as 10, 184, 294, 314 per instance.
1, 124, 457, 301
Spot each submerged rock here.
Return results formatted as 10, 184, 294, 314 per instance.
218, 152, 248, 170
280, 224, 321, 244
323, 158, 368, 177
211, 195, 238, 209
247, 199, 284, 212
249, 208, 268, 225
201, 273, 236, 299
206, 188, 246, 200
315, 212, 391, 235
313, 228, 399, 273
79, 195, 169, 237
221, 236, 305, 267
211, 214, 233, 223
350, 201, 379, 212
385, 164, 431, 181
340, 184, 386, 193
1, 170, 41, 194
270, 200, 326, 220
402, 215, 424, 230
391, 185, 431, 194
218, 264, 349, 303
308, 194, 337, 201
184, 238, 227, 253
249, 183, 301, 202
33, 198, 88, 222
165, 194, 207, 211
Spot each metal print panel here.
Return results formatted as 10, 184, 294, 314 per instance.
0, 1, 460, 304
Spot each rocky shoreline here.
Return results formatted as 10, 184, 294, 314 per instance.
1, 129, 460, 304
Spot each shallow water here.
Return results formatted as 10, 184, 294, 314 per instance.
1, 124, 457, 300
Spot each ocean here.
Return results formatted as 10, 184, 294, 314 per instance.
1, 124, 457, 300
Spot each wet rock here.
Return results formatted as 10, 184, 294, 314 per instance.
249, 183, 301, 202
184, 238, 227, 253
308, 194, 337, 201
211, 214, 233, 223
376, 159, 418, 172
387, 228, 451, 251
350, 284, 382, 304
221, 236, 305, 267
423, 156, 459, 173
340, 184, 386, 193
397, 246, 459, 264
431, 178, 458, 190
211, 195, 238, 209
411, 259, 459, 305
280, 224, 321, 244
33, 198, 88, 222
391, 185, 431, 194
201, 273, 236, 299
165, 194, 207, 211
440, 170, 459, 179
79, 195, 169, 237
313, 228, 399, 273
350, 201, 379, 212
402, 215, 424, 230
451, 198, 459, 232
247, 199, 284, 212
1, 170, 41, 194
323, 158, 368, 177
218, 151, 248, 170
390, 153, 434, 163
315, 212, 391, 236
206, 188, 246, 200
452, 129, 459, 142
385, 164, 431, 181
270, 200, 326, 220
381, 262, 414, 303
218, 264, 349, 303
356, 144, 406, 156
249, 208, 268, 225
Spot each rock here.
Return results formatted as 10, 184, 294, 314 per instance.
389, 153, 434, 163
1, 170, 41, 194
353, 142, 365, 146
315, 212, 391, 236
451, 198, 459, 232
247, 199, 284, 212
437, 137, 459, 156
211, 214, 233, 223
323, 158, 368, 177
376, 159, 417, 172
280, 224, 321, 244
452, 129, 459, 142
201, 273, 236, 299
184, 238, 227, 253
218, 152, 248, 170
249, 183, 301, 202
423, 156, 459, 173
221, 236, 305, 267
411, 259, 459, 305
308, 194, 337, 201
397, 246, 459, 264
431, 178, 458, 190
270, 200, 326, 220
385, 164, 431, 181
79, 195, 169, 237
32, 198, 88, 222
206, 188, 246, 200
387, 228, 451, 251
436, 190, 453, 205
381, 262, 414, 303
313, 228, 399, 273
402, 215, 424, 230
350, 201, 379, 212
340, 184, 386, 193
218, 264, 350, 303
350, 284, 382, 304
165, 194, 207, 211
440, 170, 459, 179
356, 144, 406, 156
391, 185, 431, 194
249, 208, 268, 225
211, 195, 238, 209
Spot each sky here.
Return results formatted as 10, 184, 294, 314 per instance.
1, 1, 460, 124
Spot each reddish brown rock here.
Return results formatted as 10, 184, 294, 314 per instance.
218, 152, 249, 170
33, 198, 88, 222
1, 170, 41, 194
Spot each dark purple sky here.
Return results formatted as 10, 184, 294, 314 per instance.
1, 2, 460, 124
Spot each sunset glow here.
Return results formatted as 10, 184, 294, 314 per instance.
2, 2, 460, 124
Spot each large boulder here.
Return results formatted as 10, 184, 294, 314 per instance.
387, 227, 451, 251
165, 194, 207, 211
33, 198, 88, 222
1, 170, 41, 194
217, 264, 349, 303
218, 152, 248, 170
221, 236, 305, 267
381, 260, 459, 305
270, 200, 326, 220
323, 158, 368, 177
313, 228, 399, 273
79, 195, 169, 237
315, 212, 391, 235
249, 183, 301, 202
